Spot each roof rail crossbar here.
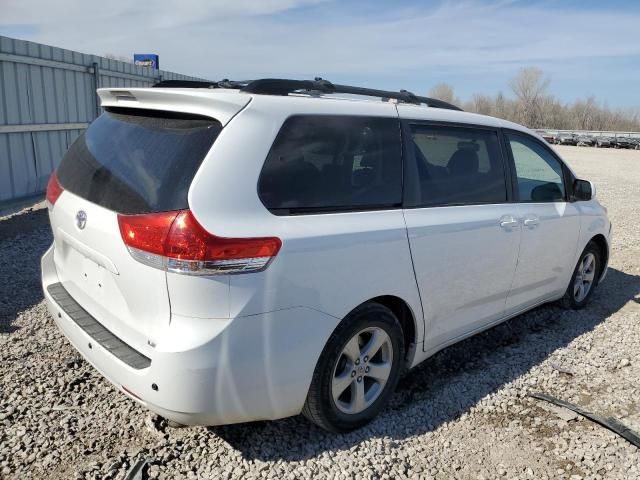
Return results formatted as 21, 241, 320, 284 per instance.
241, 78, 462, 110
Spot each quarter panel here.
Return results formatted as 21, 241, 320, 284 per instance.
228, 210, 424, 343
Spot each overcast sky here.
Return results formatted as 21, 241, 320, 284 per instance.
2, 0, 639, 108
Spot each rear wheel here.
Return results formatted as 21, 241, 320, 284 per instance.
302, 303, 404, 432
559, 242, 601, 309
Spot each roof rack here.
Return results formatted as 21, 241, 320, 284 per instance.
241, 78, 462, 110
152, 77, 462, 111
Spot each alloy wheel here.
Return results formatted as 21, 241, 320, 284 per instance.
331, 327, 393, 415
574, 252, 596, 302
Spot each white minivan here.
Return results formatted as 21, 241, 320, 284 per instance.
42, 79, 611, 432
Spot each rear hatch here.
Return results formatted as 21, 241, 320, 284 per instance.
48, 98, 243, 343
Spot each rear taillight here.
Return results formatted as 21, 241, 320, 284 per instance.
46, 171, 64, 206
118, 210, 281, 275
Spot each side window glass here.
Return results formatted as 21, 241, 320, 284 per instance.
259, 116, 402, 213
409, 125, 507, 206
507, 134, 566, 202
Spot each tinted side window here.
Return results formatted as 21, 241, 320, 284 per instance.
259, 115, 402, 214
507, 133, 566, 202
408, 125, 507, 206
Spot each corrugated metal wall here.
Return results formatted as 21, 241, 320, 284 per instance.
0, 35, 208, 204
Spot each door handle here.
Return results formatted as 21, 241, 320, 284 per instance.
499, 216, 519, 229
523, 216, 540, 228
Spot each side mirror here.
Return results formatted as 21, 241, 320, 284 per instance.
573, 179, 594, 201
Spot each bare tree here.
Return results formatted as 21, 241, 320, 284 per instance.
493, 92, 510, 120
540, 96, 566, 129
428, 83, 460, 107
509, 67, 550, 128
470, 94, 493, 116
571, 96, 598, 130
434, 66, 640, 132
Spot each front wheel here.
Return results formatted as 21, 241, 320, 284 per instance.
302, 303, 404, 432
559, 242, 601, 309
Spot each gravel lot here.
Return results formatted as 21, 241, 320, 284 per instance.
1, 145, 639, 480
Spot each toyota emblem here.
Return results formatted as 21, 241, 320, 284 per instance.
75, 210, 87, 230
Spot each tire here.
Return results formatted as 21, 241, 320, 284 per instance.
559, 241, 601, 310
302, 302, 405, 432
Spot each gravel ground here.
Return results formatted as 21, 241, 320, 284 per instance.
1, 145, 639, 480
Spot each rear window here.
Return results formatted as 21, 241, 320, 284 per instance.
56, 108, 222, 214
258, 115, 402, 214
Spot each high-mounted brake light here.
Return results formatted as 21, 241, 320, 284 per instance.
46, 171, 64, 206
118, 210, 281, 275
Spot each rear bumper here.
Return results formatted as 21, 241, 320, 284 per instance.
46, 282, 151, 370
42, 246, 338, 426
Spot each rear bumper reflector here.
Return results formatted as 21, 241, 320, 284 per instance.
47, 283, 151, 370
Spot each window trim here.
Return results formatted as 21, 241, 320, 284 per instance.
503, 129, 570, 203
401, 119, 512, 209
257, 114, 405, 216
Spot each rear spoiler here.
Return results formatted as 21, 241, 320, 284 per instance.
97, 88, 251, 126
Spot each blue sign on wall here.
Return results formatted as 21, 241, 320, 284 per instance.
134, 54, 159, 70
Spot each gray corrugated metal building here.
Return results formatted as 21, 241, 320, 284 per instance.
0, 35, 208, 205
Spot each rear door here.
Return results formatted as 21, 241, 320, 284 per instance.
400, 121, 521, 351
49, 107, 224, 344
503, 131, 580, 313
